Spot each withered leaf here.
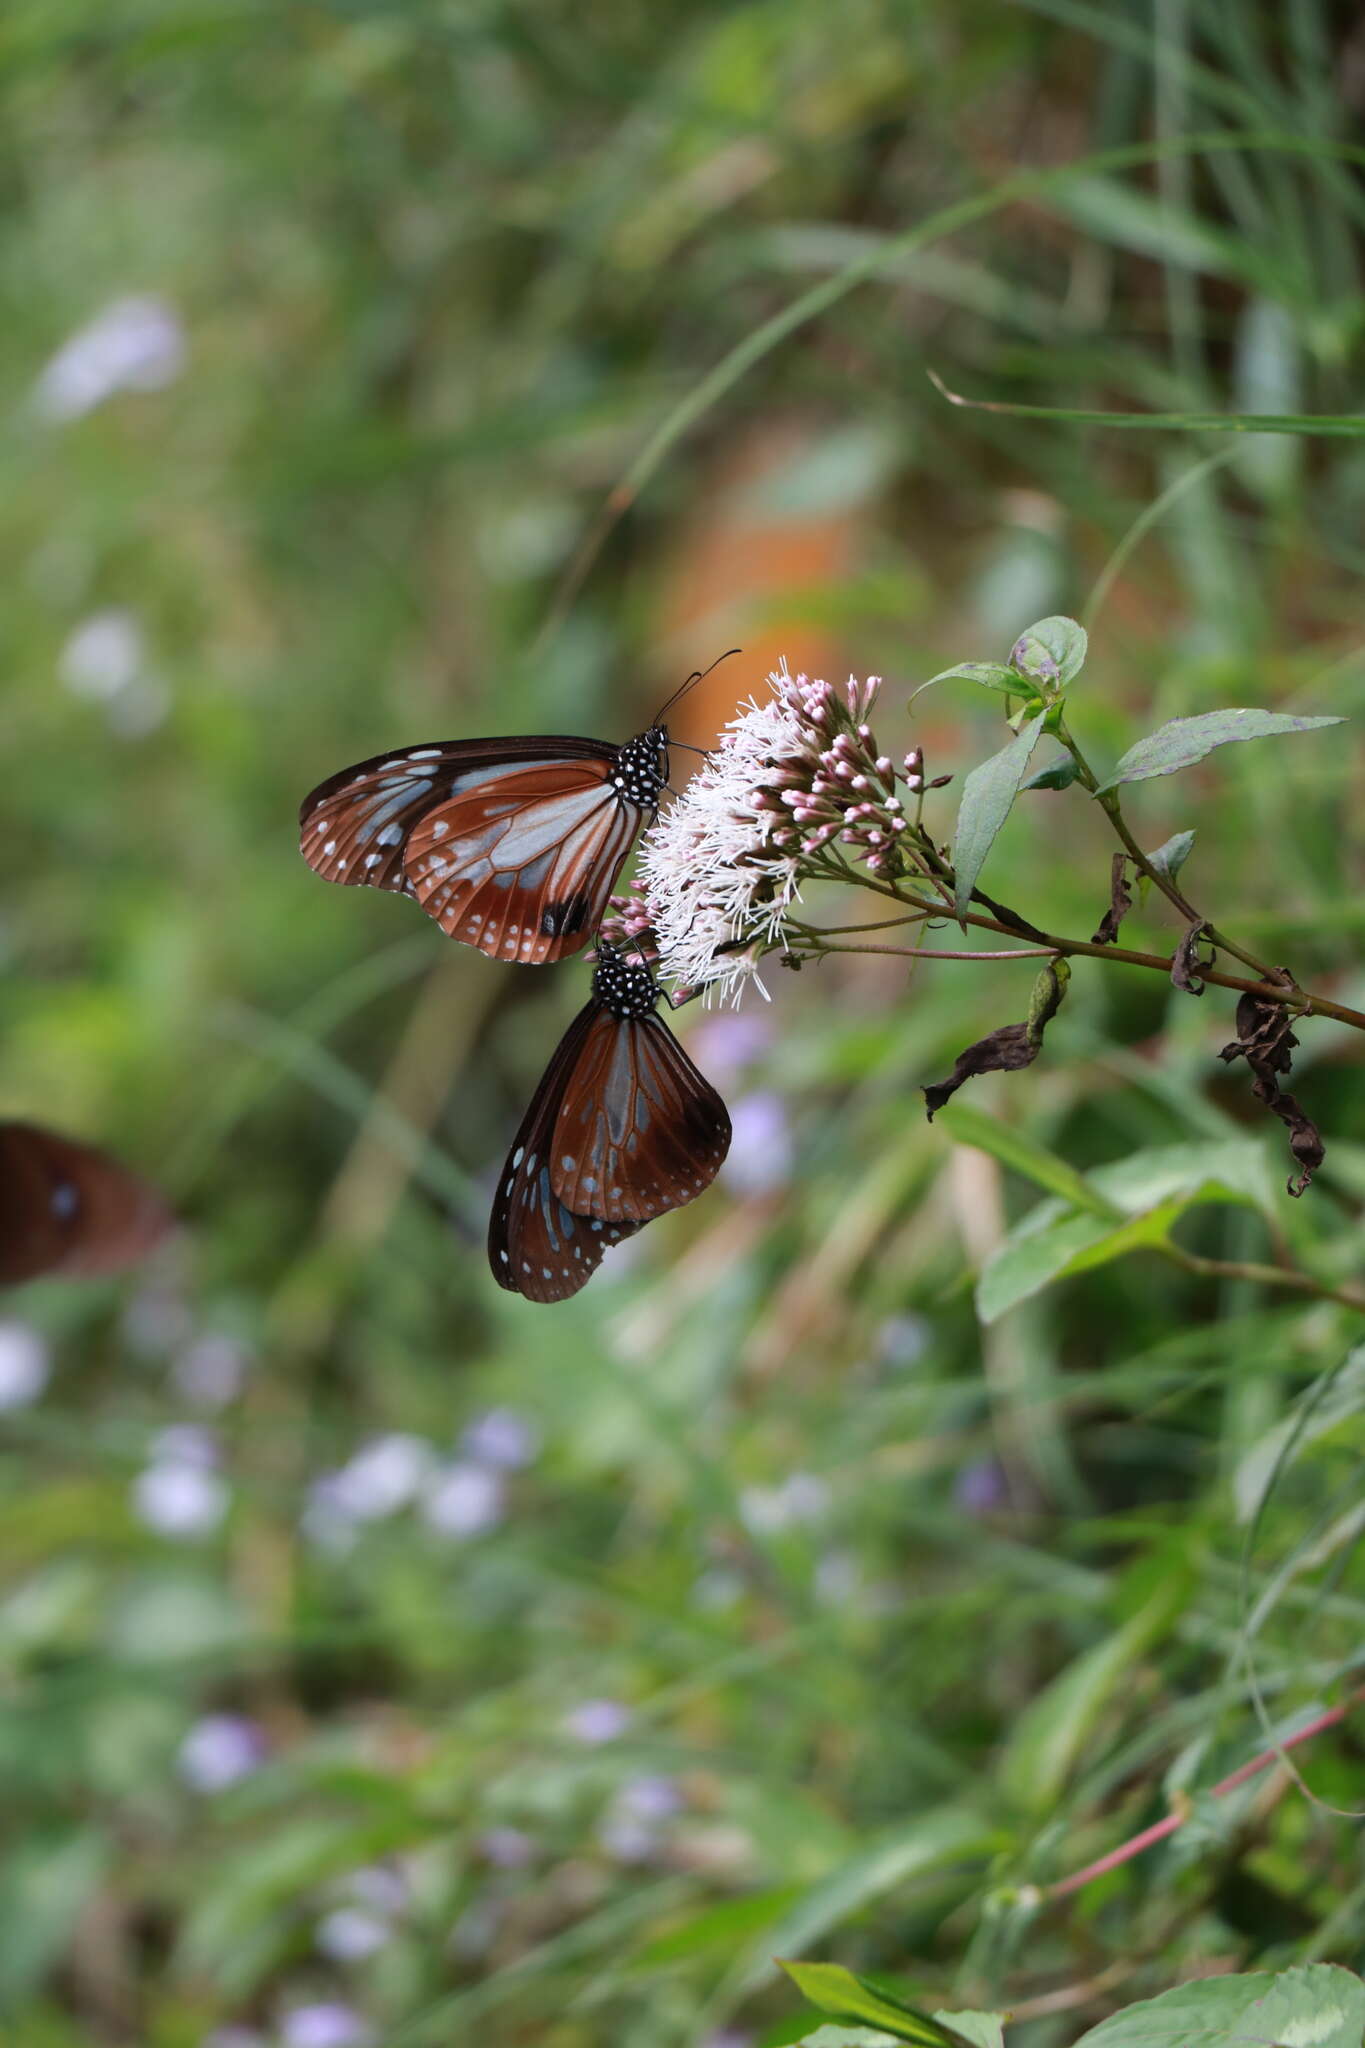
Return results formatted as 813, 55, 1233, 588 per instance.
1092, 853, 1134, 945
924, 959, 1070, 1119
1219, 983, 1324, 1197
1172, 920, 1214, 995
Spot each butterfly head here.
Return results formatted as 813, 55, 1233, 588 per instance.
592, 944, 660, 1020
612, 727, 669, 810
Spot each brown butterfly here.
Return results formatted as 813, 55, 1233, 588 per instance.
0, 1121, 176, 1285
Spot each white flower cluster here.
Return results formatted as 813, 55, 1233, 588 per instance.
636, 665, 888, 1005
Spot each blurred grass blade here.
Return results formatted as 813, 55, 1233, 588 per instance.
929, 370, 1365, 436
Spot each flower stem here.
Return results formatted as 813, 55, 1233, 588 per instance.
1045, 1692, 1363, 1902
1054, 716, 1281, 982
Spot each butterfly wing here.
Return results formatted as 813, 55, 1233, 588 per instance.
404, 758, 644, 966
549, 1011, 731, 1225
488, 1004, 641, 1302
0, 1122, 175, 1285
298, 736, 619, 914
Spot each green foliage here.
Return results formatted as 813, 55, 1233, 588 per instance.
1094, 711, 1344, 793
3, 0, 1365, 2043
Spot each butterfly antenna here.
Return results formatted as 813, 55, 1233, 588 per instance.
651, 647, 742, 724
669, 740, 714, 761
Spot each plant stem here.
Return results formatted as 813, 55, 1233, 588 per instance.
1045, 1692, 1363, 1902
1055, 716, 1281, 981
809, 942, 1062, 963
831, 868, 1365, 1031
1156, 1242, 1365, 1314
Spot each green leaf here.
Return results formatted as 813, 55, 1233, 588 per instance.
932, 2015, 1006, 2048
1234, 1346, 1365, 1524
929, 373, 1365, 439
0, 1828, 110, 2007
1094, 710, 1344, 793
751, 1809, 1006, 1993
1009, 615, 1087, 687
1021, 755, 1080, 792
1146, 829, 1196, 883
952, 709, 1047, 921
914, 661, 1029, 704
780, 1961, 974, 2047
1072, 1965, 1365, 2048
799, 2031, 905, 2048
976, 1141, 1274, 1322
1000, 1577, 1190, 1814
935, 1103, 1116, 1218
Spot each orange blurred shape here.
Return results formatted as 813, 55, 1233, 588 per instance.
653, 422, 863, 744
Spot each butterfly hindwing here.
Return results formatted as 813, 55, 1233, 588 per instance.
488, 1003, 640, 1302
405, 757, 640, 966
0, 1121, 175, 1285
549, 1009, 731, 1224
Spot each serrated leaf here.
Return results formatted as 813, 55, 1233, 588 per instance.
1022, 755, 1080, 792
1010, 615, 1087, 686
780, 1961, 973, 2046
1073, 1964, 1365, 2048
952, 709, 1047, 921
1146, 829, 1196, 883
1234, 1346, 1365, 1524
1095, 710, 1343, 792
1000, 1577, 1190, 1813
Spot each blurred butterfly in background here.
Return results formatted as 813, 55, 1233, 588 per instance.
489, 946, 731, 1302
297, 658, 734, 967
0, 1121, 176, 1285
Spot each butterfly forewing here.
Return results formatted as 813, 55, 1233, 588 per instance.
549, 1011, 731, 1224
300, 732, 664, 965
488, 1004, 641, 1302
405, 757, 640, 965
0, 1122, 175, 1285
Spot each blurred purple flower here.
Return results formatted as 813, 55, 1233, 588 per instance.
280, 2006, 372, 2048
617, 1775, 682, 1822
345, 1865, 408, 1916
719, 1091, 793, 1199
152, 1423, 219, 1467
479, 1826, 536, 1869
459, 1406, 540, 1470
449, 1896, 502, 1961
954, 1458, 1009, 1516
59, 611, 144, 699
420, 1461, 504, 1539
691, 1011, 773, 1080
877, 1312, 932, 1368
332, 1433, 435, 1521
172, 1333, 250, 1409
178, 1714, 265, 1793
597, 1814, 659, 1864
0, 1322, 50, 1411
315, 1908, 390, 1964
739, 1471, 829, 1535
564, 1698, 631, 1745
34, 295, 186, 420
133, 1457, 229, 1539
814, 1549, 860, 1605
702, 2032, 754, 2048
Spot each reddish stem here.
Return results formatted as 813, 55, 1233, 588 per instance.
1047, 1694, 1360, 1901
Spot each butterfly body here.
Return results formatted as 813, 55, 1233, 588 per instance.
300, 726, 669, 965
489, 949, 730, 1302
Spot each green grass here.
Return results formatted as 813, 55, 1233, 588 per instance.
0, 3, 1363, 2044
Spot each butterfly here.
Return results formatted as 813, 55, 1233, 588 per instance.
0, 1120, 175, 1285
297, 659, 733, 968
488, 947, 731, 1302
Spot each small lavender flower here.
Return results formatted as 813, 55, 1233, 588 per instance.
702, 2031, 754, 2048
315, 1908, 390, 1964
458, 1407, 540, 1470
177, 1714, 265, 1793
280, 2006, 372, 2048
420, 1461, 504, 1539
172, 1333, 250, 1409
597, 1814, 659, 1864
877, 1312, 931, 1368
0, 1322, 50, 1411
34, 295, 185, 420
617, 1775, 683, 1821
690, 1010, 773, 1079
59, 611, 144, 700
564, 1698, 631, 1745
345, 1865, 408, 1916
479, 1825, 537, 1869
134, 1456, 229, 1539
954, 1458, 1010, 1516
330, 1433, 435, 1521
720, 1091, 793, 1198
739, 1471, 830, 1535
